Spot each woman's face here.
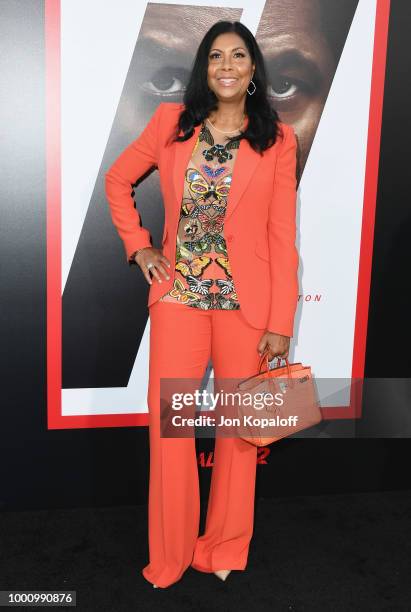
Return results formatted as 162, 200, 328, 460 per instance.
207, 33, 255, 105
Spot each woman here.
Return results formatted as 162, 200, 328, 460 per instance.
105, 20, 299, 589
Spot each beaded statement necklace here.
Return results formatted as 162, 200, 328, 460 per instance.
192, 116, 245, 163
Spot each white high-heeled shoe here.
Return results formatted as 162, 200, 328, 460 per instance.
214, 569, 231, 581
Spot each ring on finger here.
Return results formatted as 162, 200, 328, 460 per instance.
147, 262, 155, 269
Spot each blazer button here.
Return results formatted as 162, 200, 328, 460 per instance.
226, 234, 233, 242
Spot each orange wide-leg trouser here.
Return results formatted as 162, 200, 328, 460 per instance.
142, 299, 265, 588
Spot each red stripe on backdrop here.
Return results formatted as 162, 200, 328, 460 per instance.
321, 0, 391, 420
46, 0, 63, 429
45, 0, 149, 429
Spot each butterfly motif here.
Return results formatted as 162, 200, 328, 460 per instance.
183, 233, 226, 257
215, 278, 235, 295
181, 200, 197, 217
209, 233, 227, 255
199, 123, 214, 147
185, 167, 232, 201
182, 218, 201, 240
180, 200, 226, 219
215, 294, 241, 310
215, 257, 232, 277
189, 293, 215, 310
200, 165, 228, 179
198, 123, 240, 163
181, 201, 204, 219
168, 278, 199, 304
176, 241, 194, 261
212, 234, 228, 255
197, 203, 226, 217
175, 256, 212, 278
202, 144, 234, 163
181, 239, 205, 257
197, 211, 225, 234
186, 275, 213, 295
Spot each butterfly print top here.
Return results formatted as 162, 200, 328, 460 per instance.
159, 118, 243, 310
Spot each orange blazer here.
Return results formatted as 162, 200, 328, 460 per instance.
105, 102, 299, 337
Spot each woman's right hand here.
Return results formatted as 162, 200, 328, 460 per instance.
134, 247, 171, 285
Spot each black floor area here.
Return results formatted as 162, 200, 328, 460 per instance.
1, 489, 410, 611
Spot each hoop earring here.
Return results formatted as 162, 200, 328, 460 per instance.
247, 79, 256, 95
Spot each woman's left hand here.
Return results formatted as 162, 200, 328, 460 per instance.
257, 330, 290, 361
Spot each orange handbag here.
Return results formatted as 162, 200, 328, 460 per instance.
234, 350, 322, 446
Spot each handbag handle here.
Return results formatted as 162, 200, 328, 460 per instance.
258, 349, 292, 378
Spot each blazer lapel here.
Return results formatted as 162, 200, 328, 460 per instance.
171, 119, 262, 221
225, 137, 261, 221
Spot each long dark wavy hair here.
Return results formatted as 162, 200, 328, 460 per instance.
167, 21, 282, 155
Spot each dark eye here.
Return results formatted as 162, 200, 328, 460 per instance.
267, 75, 307, 100
268, 76, 297, 99
209, 52, 246, 59
140, 67, 189, 97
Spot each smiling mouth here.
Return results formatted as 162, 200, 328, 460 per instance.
218, 78, 238, 86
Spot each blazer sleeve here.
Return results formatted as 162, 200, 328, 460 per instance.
266, 123, 299, 338
104, 103, 164, 263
